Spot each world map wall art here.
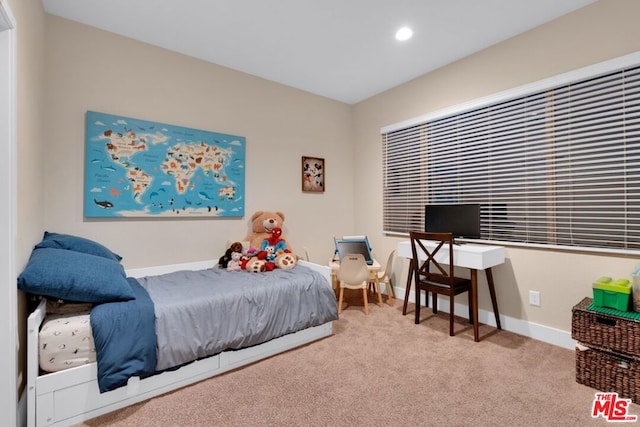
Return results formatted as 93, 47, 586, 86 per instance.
84, 111, 245, 218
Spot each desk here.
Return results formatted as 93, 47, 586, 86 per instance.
329, 259, 388, 307
396, 240, 505, 342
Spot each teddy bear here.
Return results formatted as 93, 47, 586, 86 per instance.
244, 211, 287, 250
218, 241, 243, 268
226, 251, 243, 271
243, 211, 297, 271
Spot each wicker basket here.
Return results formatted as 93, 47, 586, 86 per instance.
575, 344, 640, 404
571, 297, 640, 357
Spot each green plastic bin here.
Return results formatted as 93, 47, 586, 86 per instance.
592, 277, 632, 311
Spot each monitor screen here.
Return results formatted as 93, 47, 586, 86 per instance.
334, 237, 374, 265
424, 204, 481, 239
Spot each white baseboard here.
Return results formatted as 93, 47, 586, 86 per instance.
394, 286, 575, 350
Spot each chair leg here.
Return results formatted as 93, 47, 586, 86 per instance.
432, 292, 438, 314
384, 281, 395, 306
338, 287, 344, 314
375, 281, 383, 306
414, 288, 421, 324
467, 291, 473, 324
362, 288, 369, 315
388, 279, 396, 299
449, 295, 455, 336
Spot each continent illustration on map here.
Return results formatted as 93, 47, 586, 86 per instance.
84, 111, 245, 218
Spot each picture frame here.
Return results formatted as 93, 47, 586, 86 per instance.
84, 111, 245, 218
302, 156, 325, 193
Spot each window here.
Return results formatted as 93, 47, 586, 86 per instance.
382, 53, 640, 253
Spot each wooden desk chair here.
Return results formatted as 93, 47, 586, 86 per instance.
337, 253, 379, 315
409, 231, 472, 336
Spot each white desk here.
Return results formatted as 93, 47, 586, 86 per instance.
397, 240, 505, 342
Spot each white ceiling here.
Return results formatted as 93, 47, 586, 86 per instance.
41, 0, 597, 104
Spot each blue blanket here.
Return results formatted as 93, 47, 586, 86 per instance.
90, 278, 157, 393
137, 265, 338, 371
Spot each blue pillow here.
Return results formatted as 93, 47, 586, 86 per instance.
17, 248, 135, 303
35, 231, 122, 262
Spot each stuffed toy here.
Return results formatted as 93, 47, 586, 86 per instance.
243, 211, 297, 271
240, 248, 265, 272
218, 241, 243, 268
256, 227, 296, 270
259, 227, 288, 260
226, 251, 243, 271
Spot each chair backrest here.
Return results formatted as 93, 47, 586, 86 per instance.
383, 249, 396, 277
336, 253, 370, 286
409, 231, 455, 285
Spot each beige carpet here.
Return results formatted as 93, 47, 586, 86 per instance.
79, 294, 637, 426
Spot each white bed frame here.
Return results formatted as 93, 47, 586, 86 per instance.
26, 260, 334, 427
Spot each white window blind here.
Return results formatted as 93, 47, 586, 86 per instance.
382, 61, 640, 252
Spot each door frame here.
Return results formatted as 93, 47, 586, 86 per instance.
0, 1, 18, 426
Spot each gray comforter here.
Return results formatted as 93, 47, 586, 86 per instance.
136, 264, 338, 371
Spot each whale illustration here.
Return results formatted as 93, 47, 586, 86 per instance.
94, 199, 114, 209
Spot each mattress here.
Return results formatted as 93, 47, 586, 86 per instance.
39, 310, 96, 372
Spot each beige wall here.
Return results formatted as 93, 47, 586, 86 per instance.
10, 0, 46, 264
353, 0, 640, 331
8, 0, 47, 399
43, 16, 355, 269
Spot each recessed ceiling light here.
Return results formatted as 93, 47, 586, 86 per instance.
395, 27, 413, 41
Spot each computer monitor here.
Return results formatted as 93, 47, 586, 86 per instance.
424, 204, 481, 239
334, 236, 374, 265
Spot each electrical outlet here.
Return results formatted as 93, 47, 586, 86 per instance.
529, 290, 541, 307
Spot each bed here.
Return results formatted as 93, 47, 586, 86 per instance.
22, 234, 337, 427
